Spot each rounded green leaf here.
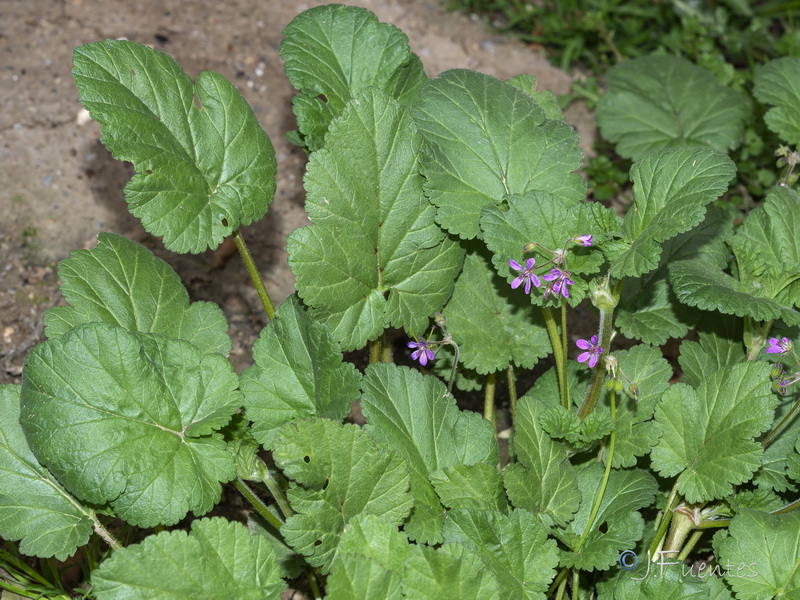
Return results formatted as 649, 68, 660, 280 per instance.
44, 233, 230, 355
20, 324, 238, 527
92, 518, 285, 600
597, 55, 749, 161
413, 69, 585, 239
287, 88, 463, 350
0, 385, 94, 560
754, 57, 800, 146
73, 41, 276, 253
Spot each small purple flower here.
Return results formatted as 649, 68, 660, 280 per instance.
766, 337, 793, 354
576, 335, 603, 368
509, 258, 541, 294
574, 235, 593, 247
542, 268, 575, 300
408, 339, 435, 366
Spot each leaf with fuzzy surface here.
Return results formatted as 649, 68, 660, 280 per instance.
442, 508, 559, 599
754, 57, 800, 146
239, 295, 361, 449
91, 518, 285, 600
597, 55, 749, 161
0, 385, 94, 560
280, 4, 424, 151
403, 543, 501, 600
44, 233, 230, 355
714, 509, 800, 598
678, 331, 745, 388
19, 324, 239, 527
651, 362, 775, 502
430, 463, 509, 514
73, 41, 275, 253
273, 419, 412, 573
413, 69, 585, 239
610, 147, 735, 279
360, 363, 497, 544
288, 88, 463, 351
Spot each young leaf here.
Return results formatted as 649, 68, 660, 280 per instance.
239, 294, 361, 449
616, 207, 732, 345
754, 57, 800, 146
20, 324, 239, 527
413, 69, 585, 239
441, 250, 550, 374
403, 543, 500, 600
610, 147, 736, 279
441, 508, 560, 598
0, 385, 94, 560
280, 4, 424, 151
503, 395, 580, 530
430, 463, 509, 514
713, 509, 800, 598
73, 41, 276, 253
651, 362, 775, 503
272, 419, 413, 573
44, 233, 230, 355
557, 465, 658, 571
91, 517, 285, 600
596, 55, 749, 161
287, 88, 463, 351
360, 363, 498, 544
326, 514, 410, 600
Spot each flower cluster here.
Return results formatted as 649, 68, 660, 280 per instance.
508, 234, 592, 300
766, 336, 799, 395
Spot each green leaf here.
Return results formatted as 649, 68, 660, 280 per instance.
44, 233, 230, 355
679, 331, 745, 388
597, 565, 732, 599
0, 385, 94, 560
616, 206, 732, 345
403, 543, 500, 600
430, 463, 509, 514
557, 465, 657, 571
651, 362, 775, 502
754, 57, 800, 146
714, 509, 800, 598
610, 147, 736, 279
280, 4, 424, 151
326, 514, 409, 600
287, 88, 463, 351
239, 295, 361, 449
441, 250, 550, 374
441, 508, 560, 599
19, 324, 238, 527
596, 55, 749, 161
413, 69, 585, 239
755, 427, 798, 493
91, 517, 285, 600
273, 419, 412, 573
669, 259, 800, 326
502, 395, 580, 529
480, 190, 608, 307
360, 363, 498, 544
72, 41, 275, 253
506, 74, 564, 121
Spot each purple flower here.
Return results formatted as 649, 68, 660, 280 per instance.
408, 339, 435, 366
766, 337, 792, 354
574, 235, 593, 247
509, 258, 541, 294
542, 268, 574, 300
576, 335, 603, 368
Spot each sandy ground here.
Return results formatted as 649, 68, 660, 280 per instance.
0, 0, 594, 382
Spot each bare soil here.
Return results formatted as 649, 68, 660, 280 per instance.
0, 0, 595, 383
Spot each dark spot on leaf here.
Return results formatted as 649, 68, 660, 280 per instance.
322, 478, 329, 491
145, 169, 153, 175
221, 218, 229, 227
599, 521, 609, 533
303, 455, 310, 463
318, 93, 328, 103
314, 539, 322, 546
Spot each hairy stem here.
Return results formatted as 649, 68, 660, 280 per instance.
648, 483, 680, 558
369, 337, 381, 364
232, 230, 276, 320
254, 455, 294, 519
234, 478, 283, 530
542, 306, 568, 409
507, 364, 518, 419
484, 372, 496, 425
561, 300, 570, 409
91, 515, 121, 552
